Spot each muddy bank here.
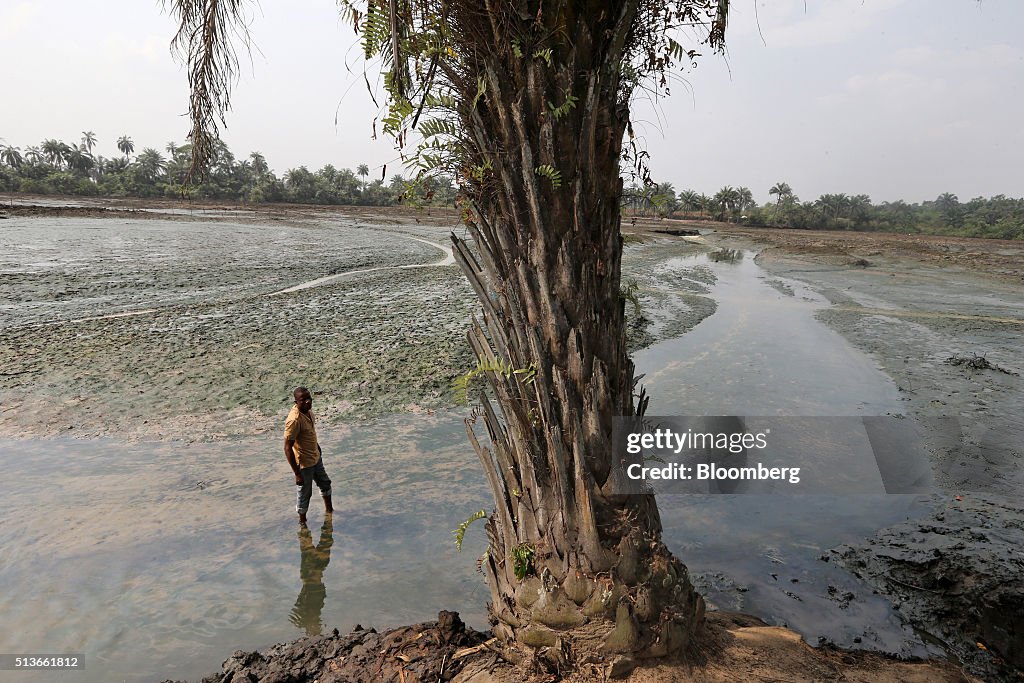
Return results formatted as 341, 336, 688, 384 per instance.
0, 203, 188, 220
169, 611, 972, 683
160, 611, 488, 683
0, 192, 463, 227
829, 494, 1024, 682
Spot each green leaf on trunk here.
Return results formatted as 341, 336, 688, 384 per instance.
454, 509, 487, 551
535, 164, 562, 188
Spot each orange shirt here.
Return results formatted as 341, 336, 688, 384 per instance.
284, 405, 321, 469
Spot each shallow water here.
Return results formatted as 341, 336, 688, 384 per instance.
0, 247, 939, 681
638, 250, 932, 655
0, 416, 493, 682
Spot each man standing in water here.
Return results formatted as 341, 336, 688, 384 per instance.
284, 387, 333, 525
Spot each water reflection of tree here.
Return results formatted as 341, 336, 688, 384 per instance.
708, 248, 744, 264
289, 519, 333, 636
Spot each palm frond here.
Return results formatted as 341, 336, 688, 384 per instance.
165, 0, 253, 184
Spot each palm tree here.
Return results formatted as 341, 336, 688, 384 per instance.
1, 145, 23, 168
24, 146, 44, 164
106, 157, 129, 174
285, 166, 316, 202
166, 141, 179, 157
116, 135, 135, 160
697, 192, 711, 219
388, 174, 406, 192
653, 181, 678, 217
678, 189, 701, 217
41, 139, 67, 168
356, 163, 370, 191
769, 181, 792, 221
849, 194, 872, 228
169, 0, 732, 669
249, 151, 269, 177
935, 192, 962, 227
736, 186, 754, 216
81, 131, 97, 155
136, 148, 167, 180
713, 185, 740, 221
66, 145, 95, 174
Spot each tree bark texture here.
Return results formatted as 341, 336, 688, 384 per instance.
445, 0, 704, 664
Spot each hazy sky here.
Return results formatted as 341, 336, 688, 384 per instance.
2, 0, 1022, 204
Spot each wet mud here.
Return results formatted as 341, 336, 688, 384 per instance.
158, 611, 489, 683
829, 494, 1024, 681
0, 210, 709, 442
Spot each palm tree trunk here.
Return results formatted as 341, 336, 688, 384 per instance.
449, 2, 704, 664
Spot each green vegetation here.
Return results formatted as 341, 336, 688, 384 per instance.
625, 180, 1024, 240
0, 136, 455, 206
510, 543, 536, 581
451, 358, 538, 407
453, 509, 487, 552
2, 135, 1017, 239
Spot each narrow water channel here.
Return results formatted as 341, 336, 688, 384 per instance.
635, 248, 934, 658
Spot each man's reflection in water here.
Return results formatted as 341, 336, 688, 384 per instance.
289, 518, 334, 635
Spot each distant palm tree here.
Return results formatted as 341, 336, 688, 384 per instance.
736, 186, 754, 215
249, 151, 269, 176
42, 139, 67, 167
678, 189, 701, 217
136, 148, 167, 179
934, 192, 961, 228
653, 181, 678, 216
713, 185, 740, 222
117, 135, 135, 160
935, 192, 959, 211
41, 138, 62, 165
81, 131, 97, 155
24, 146, 43, 163
166, 141, 179, 157
849, 194, 872, 227
815, 193, 848, 224
357, 163, 370, 190
106, 157, 129, 174
769, 181, 793, 221
66, 145, 95, 173
1, 145, 23, 168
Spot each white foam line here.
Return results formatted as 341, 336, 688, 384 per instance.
270, 234, 455, 296
63, 308, 160, 324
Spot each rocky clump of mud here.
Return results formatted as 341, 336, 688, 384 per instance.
163, 611, 489, 683
828, 493, 1024, 682
944, 353, 1019, 376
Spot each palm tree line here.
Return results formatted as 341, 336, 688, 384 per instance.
2, 135, 1019, 239
0, 133, 455, 207
625, 180, 1024, 240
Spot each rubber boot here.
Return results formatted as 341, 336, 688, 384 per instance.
323, 495, 334, 514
